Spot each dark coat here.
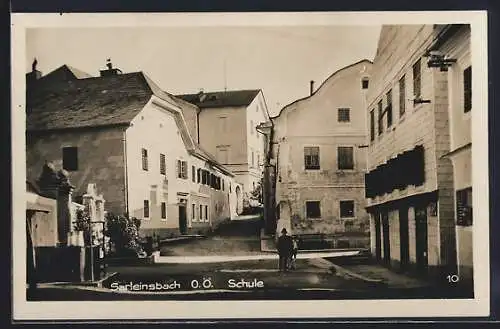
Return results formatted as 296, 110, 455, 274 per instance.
277, 234, 293, 256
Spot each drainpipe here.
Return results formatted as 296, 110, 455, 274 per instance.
122, 131, 129, 216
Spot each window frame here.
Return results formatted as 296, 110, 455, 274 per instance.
160, 202, 167, 220
159, 153, 166, 175
399, 75, 406, 117
413, 58, 422, 101
339, 200, 355, 219
370, 109, 375, 142
377, 100, 384, 135
463, 65, 472, 113
337, 146, 355, 170
142, 148, 149, 171
304, 146, 321, 170
62, 146, 78, 171
143, 200, 150, 219
305, 201, 322, 219
337, 108, 351, 123
386, 89, 393, 128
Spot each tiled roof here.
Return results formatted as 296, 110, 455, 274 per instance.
176, 89, 260, 109
27, 72, 178, 131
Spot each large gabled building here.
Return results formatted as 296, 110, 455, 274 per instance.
26, 63, 241, 239
177, 89, 271, 208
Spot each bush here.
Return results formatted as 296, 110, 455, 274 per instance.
104, 213, 144, 257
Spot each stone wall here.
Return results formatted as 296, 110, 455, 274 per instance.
26, 127, 127, 215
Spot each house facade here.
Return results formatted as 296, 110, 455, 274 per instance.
364, 25, 470, 286
269, 60, 372, 245
26, 64, 240, 239
177, 90, 270, 205
434, 25, 473, 287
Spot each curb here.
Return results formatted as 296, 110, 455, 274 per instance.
328, 263, 385, 284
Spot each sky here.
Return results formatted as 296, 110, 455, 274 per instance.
26, 26, 381, 116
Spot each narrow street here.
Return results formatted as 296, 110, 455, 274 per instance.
28, 216, 469, 301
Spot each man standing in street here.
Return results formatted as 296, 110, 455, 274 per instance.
277, 228, 293, 272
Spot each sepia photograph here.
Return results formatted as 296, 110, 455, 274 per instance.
11, 11, 489, 320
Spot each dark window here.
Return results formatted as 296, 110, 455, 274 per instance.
413, 59, 422, 100
161, 202, 166, 219
205, 205, 208, 220
160, 153, 166, 175
62, 147, 78, 171
338, 108, 350, 122
222, 179, 225, 191
306, 201, 321, 219
202, 170, 207, 185
386, 89, 393, 127
340, 200, 355, 218
197, 168, 201, 183
362, 78, 369, 89
304, 146, 320, 170
464, 66, 472, 113
338, 146, 354, 170
370, 110, 375, 141
142, 148, 148, 171
177, 160, 187, 179
378, 100, 383, 135
199, 204, 203, 220
192, 166, 195, 182
399, 75, 406, 116
192, 203, 196, 220
143, 200, 150, 218
456, 187, 473, 226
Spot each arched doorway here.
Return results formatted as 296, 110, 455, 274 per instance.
235, 185, 243, 215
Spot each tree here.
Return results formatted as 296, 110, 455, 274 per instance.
74, 208, 92, 245
104, 213, 144, 257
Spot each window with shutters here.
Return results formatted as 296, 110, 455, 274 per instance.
306, 201, 321, 219
386, 89, 393, 127
191, 166, 195, 182
205, 205, 208, 221
142, 148, 148, 171
338, 146, 354, 170
199, 204, 203, 221
378, 100, 383, 135
338, 108, 350, 122
192, 203, 196, 221
413, 59, 422, 100
304, 146, 320, 170
464, 66, 472, 113
340, 200, 355, 218
399, 75, 406, 117
160, 153, 166, 175
197, 168, 201, 183
143, 200, 150, 219
456, 187, 472, 226
161, 202, 167, 220
62, 147, 78, 171
370, 109, 375, 142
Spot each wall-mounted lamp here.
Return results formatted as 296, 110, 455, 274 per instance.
413, 96, 432, 105
425, 50, 457, 72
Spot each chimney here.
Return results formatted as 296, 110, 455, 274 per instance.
310, 80, 314, 96
100, 58, 123, 77
198, 89, 207, 102
26, 58, 42, 86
